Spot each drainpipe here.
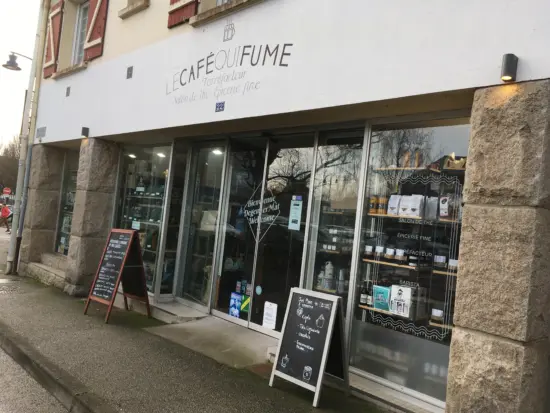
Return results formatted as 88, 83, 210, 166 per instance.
6, 0, 51, 274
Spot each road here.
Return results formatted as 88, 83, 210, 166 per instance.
0, 347, 66, 413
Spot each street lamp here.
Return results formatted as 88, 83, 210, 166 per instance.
2, 50, 34, 274
2, 52, 33, 71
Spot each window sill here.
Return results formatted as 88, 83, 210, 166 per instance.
119, 0, 150, 19
190, 0, 264, 27
52, 63, 88, 80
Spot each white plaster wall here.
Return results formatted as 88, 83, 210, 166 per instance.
37, 0, 550, 142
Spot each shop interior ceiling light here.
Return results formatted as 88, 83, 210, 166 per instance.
501, 53, 518, 82
156, 153, 166, 158
128, 154, 136, 158
212, 149, 223, 155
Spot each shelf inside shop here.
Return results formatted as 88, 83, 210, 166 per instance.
363, 259, 416, 270
367, 214, 460, 225
441, 168, 466, 173
143, 249, 158, 254
432, 269, 457, 277
315, 287, 338, 294
319, 249, 341, 255
428, 321, 453, 330
361, 352, 409, 372
373, 167, 441, 173
315, 286, 349, 295
127, 194, 164, 200
323, 211, 346, 215
358, 305, 394, 317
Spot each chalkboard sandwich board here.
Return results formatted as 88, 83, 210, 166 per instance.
269, 288, 349, 407
84, 229, 151, 323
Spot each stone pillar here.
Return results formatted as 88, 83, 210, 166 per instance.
446, 81, 550, 412
19, 144, 65, 273
65, 138, 119, 296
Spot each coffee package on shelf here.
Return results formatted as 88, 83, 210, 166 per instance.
440, 196, 450, 218
424, 197, 438, 220
401, 195, 423, 217
398, 196, 411, 216
387, 195, 401, 216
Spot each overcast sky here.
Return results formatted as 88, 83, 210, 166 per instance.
0, 1, 40, 148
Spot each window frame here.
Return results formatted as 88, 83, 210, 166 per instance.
71, 1, 90, 66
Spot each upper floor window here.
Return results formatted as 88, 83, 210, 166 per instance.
72, 2, 89, 65
216, 0, 230, 5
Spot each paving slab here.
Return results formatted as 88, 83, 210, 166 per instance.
0, 271, 383, 413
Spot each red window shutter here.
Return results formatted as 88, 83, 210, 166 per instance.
168, 0, 198, 28
43, 1, 64, 79
84, 0, 110, 62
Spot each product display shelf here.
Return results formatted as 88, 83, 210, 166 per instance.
361, 352, 409, 373
363, 258, 415, 270
428, 321, 453, 330
374, 167, 441, 173
127, 194, 164, 200
315, 286, 338, 295
319, 249, 342, 255
367, 214, 461, 225
358, 304, 394, 317
432, 269, 457, 277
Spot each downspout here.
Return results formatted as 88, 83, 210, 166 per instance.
6, 0, 51, 274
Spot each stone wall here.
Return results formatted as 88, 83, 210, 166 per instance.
64, 138, 119, 296
19, 144, 65, 273
446, 80, 550, 412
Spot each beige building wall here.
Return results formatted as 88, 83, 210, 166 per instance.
98, 0, 191, 62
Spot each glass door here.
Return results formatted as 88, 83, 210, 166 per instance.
250, 135, 314, 332
214, 137, 266, 323
177, 142, 226, 307
215, 135, 314, 334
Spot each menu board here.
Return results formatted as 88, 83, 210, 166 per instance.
270, 288, 348, 407
91, 231, 131, 301
84, 229, 151, 323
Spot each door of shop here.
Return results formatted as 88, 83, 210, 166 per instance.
213, 135, 315, 337
176, 141, 227, 312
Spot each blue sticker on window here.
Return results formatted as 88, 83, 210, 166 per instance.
215, 101, 225, 112
255, 285, 263, 296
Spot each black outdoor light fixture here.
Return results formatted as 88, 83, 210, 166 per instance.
2, 53, 21, 71
2, 52, 32, 71
81, 127, 90, 138
501, 53, 518, 82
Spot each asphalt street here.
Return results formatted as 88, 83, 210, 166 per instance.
0, 347, 66, 413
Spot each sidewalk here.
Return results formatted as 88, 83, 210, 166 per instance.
0, 235, 384, 413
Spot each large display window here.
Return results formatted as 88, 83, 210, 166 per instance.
117, 145, 172, 293
56, 151, 79, 255
350, 123, 470, 402
304, 129, 365, 309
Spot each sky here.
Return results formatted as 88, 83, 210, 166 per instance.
0, 1, 40, 148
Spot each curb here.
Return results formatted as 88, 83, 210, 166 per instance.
0, 318, 118, 413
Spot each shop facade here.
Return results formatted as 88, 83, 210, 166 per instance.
20, 0, 550, 412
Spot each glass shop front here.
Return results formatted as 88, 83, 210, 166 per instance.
114, 119, 470, 404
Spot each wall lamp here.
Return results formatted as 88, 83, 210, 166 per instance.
81, 127, 90, 138
501, 53, 518, 82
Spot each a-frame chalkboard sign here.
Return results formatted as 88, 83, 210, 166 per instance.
84, 229, 151, 323
269, 288, 349, 407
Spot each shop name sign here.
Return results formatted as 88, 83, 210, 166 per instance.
165, 41, 294, 105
